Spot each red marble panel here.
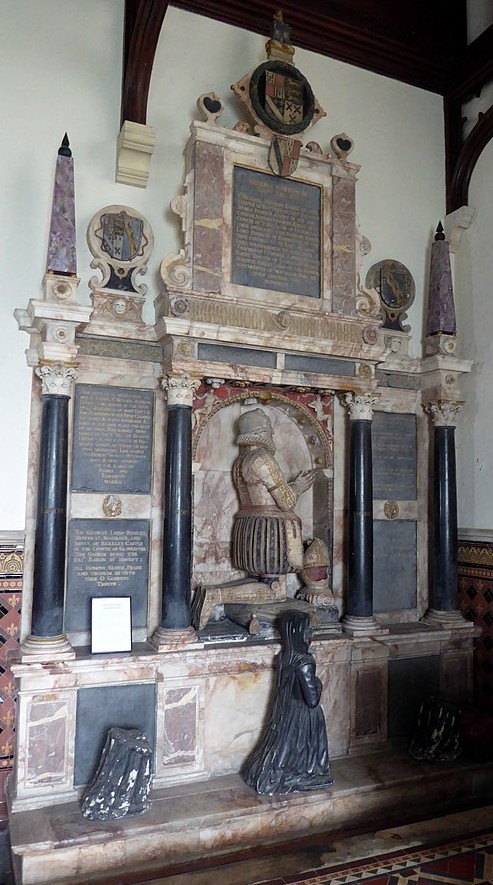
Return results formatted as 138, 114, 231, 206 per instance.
192, 141, 224, 293
163, 685, 198, 766
331, 176, 356, 315
26, 701, 67, 785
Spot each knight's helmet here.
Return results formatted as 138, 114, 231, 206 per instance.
236, 408, 273, 446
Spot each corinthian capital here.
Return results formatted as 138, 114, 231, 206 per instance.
162, 374, 201, 407
35, 362, 77, 396
340, 392, 379, 421
423, 400, 463, 427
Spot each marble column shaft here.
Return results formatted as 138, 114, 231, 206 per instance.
161, 404, 193, 629
348, 418, 373, 618
432, 423, 458, 611
159, 377, 200, 635
31, 367, 75, 638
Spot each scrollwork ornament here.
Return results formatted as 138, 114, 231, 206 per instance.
162, 375, 201, 407
423, 400, 463, 427
160, 249, 192, 291
356, 286, 381, 319
35, 363, 77, 396
340, 392, 379, 421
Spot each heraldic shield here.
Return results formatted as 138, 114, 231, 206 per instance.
100, 210, 147, 263
268, 136, 302, 177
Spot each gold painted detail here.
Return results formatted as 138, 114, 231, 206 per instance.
384, 501, 399, 519
0, 550, 23, 576
458, 544, 493, 567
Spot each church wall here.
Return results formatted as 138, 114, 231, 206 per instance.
455, 139, 493, 532
0, 2, 446, 530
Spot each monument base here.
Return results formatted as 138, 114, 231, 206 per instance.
421, 608, 473, 629
148, 625, 198, 651
9, 749, 493, 885
19, 634, 75, 663
342, 615, 390, 636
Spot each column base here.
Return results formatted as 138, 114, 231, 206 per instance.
20, 633, 75, 662
341, 615, 389, 637
148, 625, 198, 652
420, 608, 472, 629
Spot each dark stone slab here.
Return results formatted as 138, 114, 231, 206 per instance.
231, 166, 321, 298
388, 655, 440, 740
373, 520, 417, 612
71, 385, 153, 493
285, 354, 354, 376
65, 519, 149, 632
372, 412, 417, 500
74, 684, 156, 787
375, 370, 421, 390
197, 343, 277, 368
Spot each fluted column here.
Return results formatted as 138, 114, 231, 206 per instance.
150, 375, 201, 651
21, 363, 77, 660
422, 400, 468, 627
341, 393, 385, 636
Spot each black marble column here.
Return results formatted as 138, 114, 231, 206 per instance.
152, 375, 199, 649
347, 417, 373, 619
422, 401, 467, 626
22, 363, 76, 658
341, 393, 383, 635
432, 424, 458, 611
31, 393, 70, 637
161, 403, 193, 629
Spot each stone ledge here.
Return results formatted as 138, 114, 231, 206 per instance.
9, 750, 493, 885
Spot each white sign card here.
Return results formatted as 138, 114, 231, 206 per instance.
91, 596, 132, 654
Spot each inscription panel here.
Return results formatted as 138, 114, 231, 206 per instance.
372, 412, 417, 501
373, 520, 417, 612
231, 166, 321, 298
71, 385, 153, 493
66, 519, 149, 633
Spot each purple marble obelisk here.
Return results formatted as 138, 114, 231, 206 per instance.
46, 134, 77, 275
426, 222, 456, 340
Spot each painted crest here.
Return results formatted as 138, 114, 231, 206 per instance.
265, 69, 304, 127
268, 136, 302, 177
100, 211, 146, 262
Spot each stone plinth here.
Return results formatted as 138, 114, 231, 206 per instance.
9, 750, 493, 885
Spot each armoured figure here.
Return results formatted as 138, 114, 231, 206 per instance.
231, 408, 316, 579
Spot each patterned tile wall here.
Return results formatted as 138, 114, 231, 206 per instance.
0, 543, 23, 825
458, 538, 493, 712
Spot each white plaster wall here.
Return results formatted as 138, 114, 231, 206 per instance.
467, 0, 493, 43
0, 3, 446, 530
455, 138, 493, 531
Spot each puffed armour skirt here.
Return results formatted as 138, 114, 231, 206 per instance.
232, 510, 303, 577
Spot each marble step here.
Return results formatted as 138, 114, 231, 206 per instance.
9, 749, 493, 885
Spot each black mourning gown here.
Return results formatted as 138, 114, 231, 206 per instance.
242, 649, 333, 794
